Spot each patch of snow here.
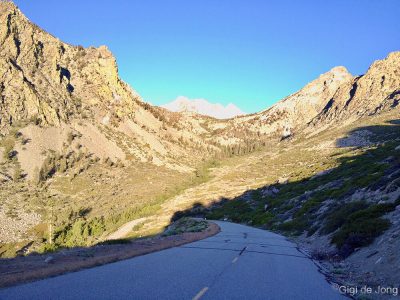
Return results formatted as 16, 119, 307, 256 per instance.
161, 96, 246, 119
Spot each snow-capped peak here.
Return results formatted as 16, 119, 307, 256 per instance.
161, 96, 245, 119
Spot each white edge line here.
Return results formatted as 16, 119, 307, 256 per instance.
192, 287, 209, 300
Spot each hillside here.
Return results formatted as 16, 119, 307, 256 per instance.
0, 1, 252, 251
0, 1, 399, 290
0, 1, 224, 249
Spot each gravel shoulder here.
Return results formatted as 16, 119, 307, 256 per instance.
0, 222, 220, 288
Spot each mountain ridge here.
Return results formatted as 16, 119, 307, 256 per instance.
1, 1, 398, 142
1, 0, 399, 175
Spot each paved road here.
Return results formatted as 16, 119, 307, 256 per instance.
0, 221, 345, 299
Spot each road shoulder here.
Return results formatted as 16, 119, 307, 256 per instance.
0, 222, 220, 288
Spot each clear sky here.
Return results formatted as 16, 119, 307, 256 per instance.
14, 0, 400, 113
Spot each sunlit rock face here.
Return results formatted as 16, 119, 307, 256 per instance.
0, 1, 142, 132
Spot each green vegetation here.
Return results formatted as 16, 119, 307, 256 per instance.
322, 201, 369, 234
102, 160, 216, 234
163, 217, 208, 236
0, 134, 16, 161
13, 163, 23, 181
333, 219, 390, 251
207, 200, 253, 223
36, 150, 93, 183
1, 114, 399, 260
32, 158, 218, 253
332, 202, 399, 251
0, 241, 32, 258
251, 211, 275, 226
54, 217, 106, 247
278, 218, 309, 235
203, 135, 399, 252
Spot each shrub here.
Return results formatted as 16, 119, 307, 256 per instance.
322, 201, 369, 234
54, 216, 106, 248
294, 196, 324, 217
67, 132, 75, 144
1, 137, 15, 161
13, 164, 22, 181
331, 203, 396, 256
251, 211, 274, 226
278, 217, 309, 235
206, 200, 252, 223
37, 243, 58, 254
164, 218, 208, 236
332, 218, 390, 253
39, 155, 57, 182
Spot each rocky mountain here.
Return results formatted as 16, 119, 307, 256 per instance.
161, 96, 245, 119
0, 1, 227, 176
262, 66, 353, 127
0, 1, 142, 128
220, 55, 399, 140
0, 1, 400, 289
310, 52, 400, 128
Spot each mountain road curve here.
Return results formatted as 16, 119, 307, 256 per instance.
0, 221, 346, 299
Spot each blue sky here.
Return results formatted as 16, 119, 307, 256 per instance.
15, 0, 400, 113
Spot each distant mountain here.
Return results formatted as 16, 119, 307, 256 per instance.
161, 96, 245, 119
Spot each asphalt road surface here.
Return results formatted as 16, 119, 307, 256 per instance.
0, 221, 345, 299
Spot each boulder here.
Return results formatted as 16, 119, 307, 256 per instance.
44, 256, 54, 264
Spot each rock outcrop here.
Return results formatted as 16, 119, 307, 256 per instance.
0, 2, 219, 173
225, 53, 399, 139
0, 1, 142, 132
224, 66, 353, 138
311, 52, 400, 126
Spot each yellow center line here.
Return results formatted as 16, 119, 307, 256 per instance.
192, 287, 209, 300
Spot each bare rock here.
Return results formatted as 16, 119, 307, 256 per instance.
262, 186, 279, 197
0, 2, 142, 133
311, 168, 334, 179
277, 177, 289, 185
44, 256, 54, 264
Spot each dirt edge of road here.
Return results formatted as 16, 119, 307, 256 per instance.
0, 222, 220, 289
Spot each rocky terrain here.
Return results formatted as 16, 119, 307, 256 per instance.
0, 1, 399, 293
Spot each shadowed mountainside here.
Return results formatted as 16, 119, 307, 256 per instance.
171, 120, 400, 288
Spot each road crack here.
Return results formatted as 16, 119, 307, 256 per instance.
239, 246, 247, 256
